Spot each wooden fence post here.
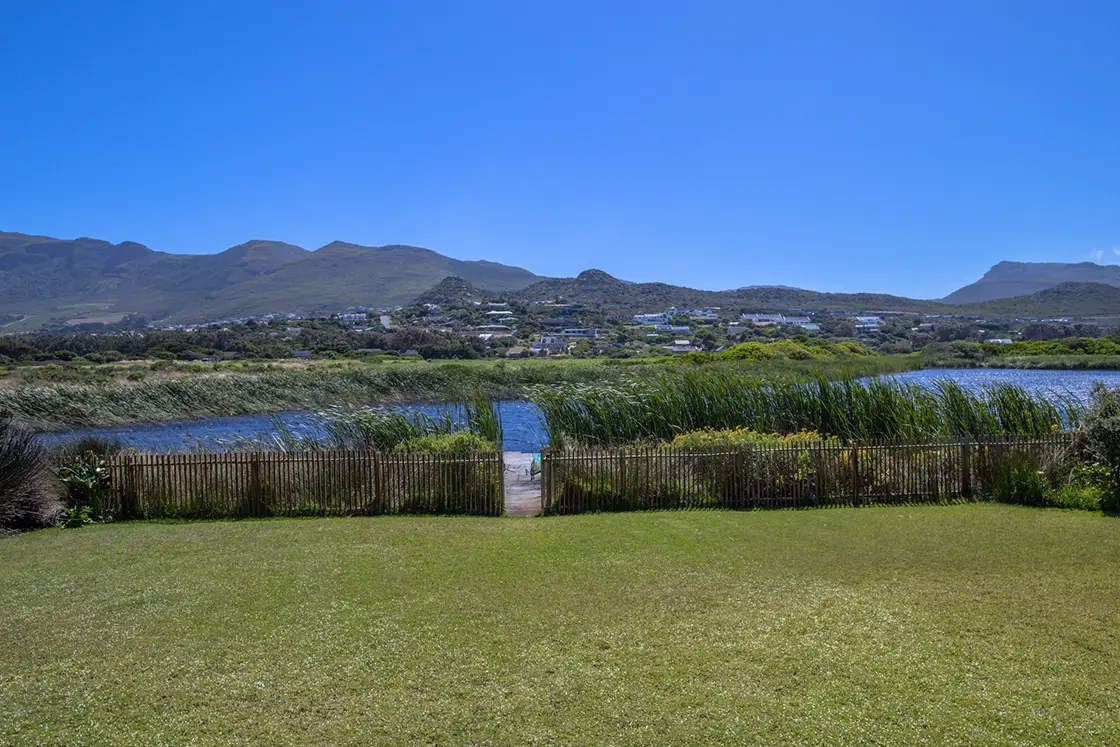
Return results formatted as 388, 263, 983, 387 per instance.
249, 452, 262, 516
960, 442, 972, 499
850, 440, 860, 505
540, 448, 551, 516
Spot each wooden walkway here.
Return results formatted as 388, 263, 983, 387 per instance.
503, 452, 541, 516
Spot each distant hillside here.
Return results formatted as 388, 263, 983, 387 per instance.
189, 242, 540, 320
956, 282, 1120, 318
6, 228, 1120, 327
0, 231, 541, 324
516, 269, 939, 312
416, 276, 486, 305
944, 261, 1120, 304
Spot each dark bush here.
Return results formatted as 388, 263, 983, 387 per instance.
0, 413, 63, 533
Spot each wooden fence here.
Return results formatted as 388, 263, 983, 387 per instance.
105, 450, 505, 518
540, 434, 1076, 515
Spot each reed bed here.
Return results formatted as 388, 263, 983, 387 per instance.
1, 356, 918, 430
214, 395, 503, 453
534, 371, 1080, 446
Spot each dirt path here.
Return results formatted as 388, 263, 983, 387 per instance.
504, 452, 541, 517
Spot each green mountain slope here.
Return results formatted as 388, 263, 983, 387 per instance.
955, 282, 1120, 318
944, 261, 1120, 304
182, 242, 540, 320
6, 229, 1120, 327
515, 269, 939, 312
0, 231, 542, 324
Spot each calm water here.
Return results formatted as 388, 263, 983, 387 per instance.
884, 368, 1120, 403
42, 368, 1120, 452
41, 400, 548, 454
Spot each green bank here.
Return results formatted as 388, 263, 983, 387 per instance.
1, 506, 1117, 744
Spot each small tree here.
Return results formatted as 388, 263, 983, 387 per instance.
1082, 383, 1120, 510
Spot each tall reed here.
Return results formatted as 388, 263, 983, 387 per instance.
215, 394, 503, 452
534, 371, 1080, 446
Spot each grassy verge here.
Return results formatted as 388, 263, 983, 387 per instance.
0, 355, 920, 430
1, 506, 1117, 743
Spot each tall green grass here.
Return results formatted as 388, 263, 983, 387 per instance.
534, 371, 1080, 446
0, 356, 919, 430
217, 395, 503, 452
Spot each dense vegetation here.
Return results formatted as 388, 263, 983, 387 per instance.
0, 356, 918, 431
0, 321, 490, 362
534, 372, 1077, 446
922, 337, 1120, 369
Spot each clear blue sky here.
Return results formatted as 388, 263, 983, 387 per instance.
4, 1, 1120, 298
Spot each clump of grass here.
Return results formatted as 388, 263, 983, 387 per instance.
0, 413, 63, 532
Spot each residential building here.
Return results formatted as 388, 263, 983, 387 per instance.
665, 339, 699, 353
854, 316, 882, 332
634, 313, 670, 325
560, 328, 600, 339
531, 336, 568, 356
741, 313, 786, 325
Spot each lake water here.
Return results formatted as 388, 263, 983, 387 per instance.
42, 368, 1120, 452
41, 400, 549, 454
884, 368, 1120, 403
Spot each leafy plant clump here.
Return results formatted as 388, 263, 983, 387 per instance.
1079, 382, 1120, 510
392, 432, 498, 454
718, 340, 873, 362
58, 449, 114, 526
668, 428, 841, 450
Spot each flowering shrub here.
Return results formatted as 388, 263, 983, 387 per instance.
668, 428, 840, 450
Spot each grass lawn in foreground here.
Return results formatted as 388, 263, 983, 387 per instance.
1, 505, 1118, 744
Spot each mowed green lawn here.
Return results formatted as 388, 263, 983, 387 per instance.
1, 506, 1118, 744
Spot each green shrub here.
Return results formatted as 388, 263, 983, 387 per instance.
668, 428, 840, 450
986, 453, 1047, 506
393, 432, 497, 454
1081, 383, 1120, 509
58, 450, 114, 523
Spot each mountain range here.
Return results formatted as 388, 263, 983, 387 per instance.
0, 231, 540, 325
2, 229, 1120, 327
